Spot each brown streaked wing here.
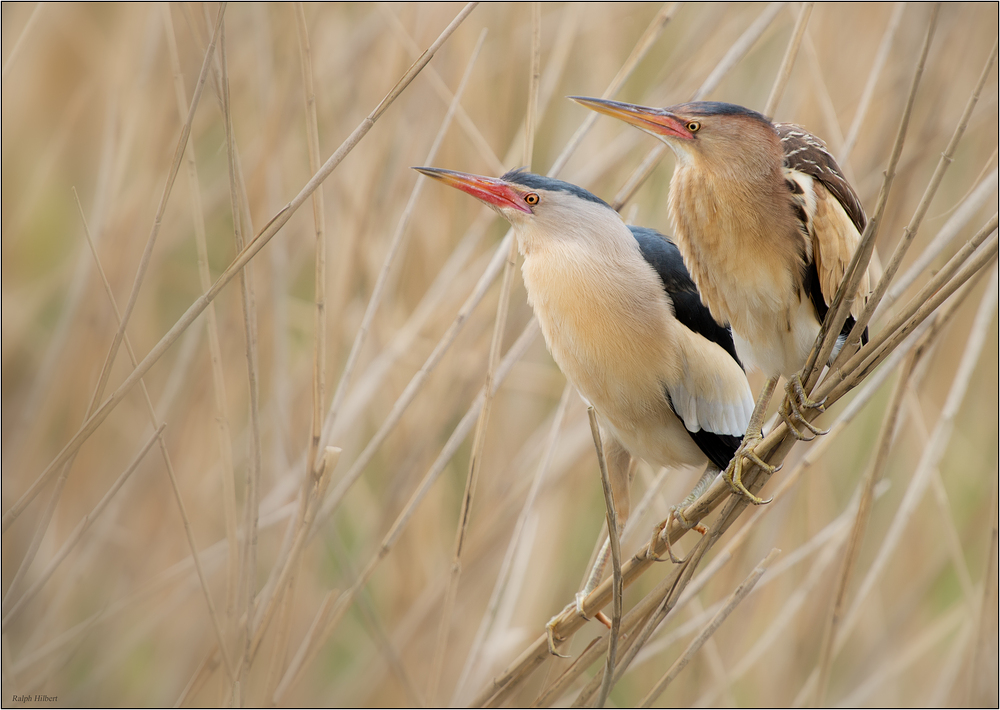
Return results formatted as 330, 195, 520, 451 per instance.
775, 123, 867, 234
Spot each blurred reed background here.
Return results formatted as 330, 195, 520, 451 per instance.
2, 2, 997, 707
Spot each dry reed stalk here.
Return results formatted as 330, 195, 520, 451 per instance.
841, 38, 998, 353
295, 1, 327, 496
214, 19, 264, 703
4, 5, 996, 706
451, 383, 574, 705
0, 4, 226, 559
588, 409, 622, 709
4, 2, 476, 538
813, 334, 917, 705
638, 548, 779, 707
839, 2, 907, 164
272, 320, 540, 702
161, 3, 240, 628
803, 4, 939, 394
431, 12, 540, 695
763, 2, 813, 117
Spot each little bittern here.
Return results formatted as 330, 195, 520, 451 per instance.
416, 167, 754, 601
572, 98, 871, 502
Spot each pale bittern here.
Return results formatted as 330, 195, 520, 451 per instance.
415, 167, 754, 598
572, 98, 871, 502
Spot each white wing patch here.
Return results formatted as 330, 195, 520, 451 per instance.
665, 329, 755, 437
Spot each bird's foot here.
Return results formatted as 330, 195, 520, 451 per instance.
545, 615, 571, 657
647, 506, 708, 563
545, 589, 612, 656
545, 598, 583, 657
726, 430, 777, 505
780, 375, 829, 441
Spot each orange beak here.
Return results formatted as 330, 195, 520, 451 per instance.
569, 96, 693, 141
413, 167, 533, 214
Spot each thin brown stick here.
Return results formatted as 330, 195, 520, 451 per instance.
840, 2, 906, 163
452, 383, 574, 705
588, 409, 622, 709
1, 424, 164, 627
841, 37, 998, 355
428, 28, 523, 699
551, 1, 682, 178
160, 1, 240, 624
802, 4, 939, 392
215, 18, 263, 702
813, 337, 916, 705
763, 2, 813, 117
273, 322, 540, 702
639, 548, 779, 707
295, 1, 327, 495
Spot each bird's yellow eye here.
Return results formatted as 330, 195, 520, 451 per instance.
524, 192, 539, 205
686, 121, 701, 133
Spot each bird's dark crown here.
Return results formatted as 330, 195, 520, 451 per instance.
672, 101, 772, 127
501, 168, 610, 208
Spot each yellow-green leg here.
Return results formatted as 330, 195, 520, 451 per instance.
726, 376, 780, 505
779, 373, 829, 440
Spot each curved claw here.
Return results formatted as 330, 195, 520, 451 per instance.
545, 620, 571, 658
726, 433, 775, 505
662, 507, 709, 563
779, 404, 824, 440
781, 375, 832, 440
786, 374, 826, 411
646, 519, 670, 562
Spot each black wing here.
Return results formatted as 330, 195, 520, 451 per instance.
630, 226, 743, 367
632, 225, 744, 470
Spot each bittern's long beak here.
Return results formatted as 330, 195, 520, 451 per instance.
413, 167, 532, 214
569, 96, 692, 141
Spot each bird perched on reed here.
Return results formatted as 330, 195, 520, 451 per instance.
415, 166, 753, 578
571, 97, 871, 503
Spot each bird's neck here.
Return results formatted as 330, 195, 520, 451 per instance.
667, 159, 805, 327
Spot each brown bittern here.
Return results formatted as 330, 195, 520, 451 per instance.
415, 167, 753, 587
571, 98, 871, 502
